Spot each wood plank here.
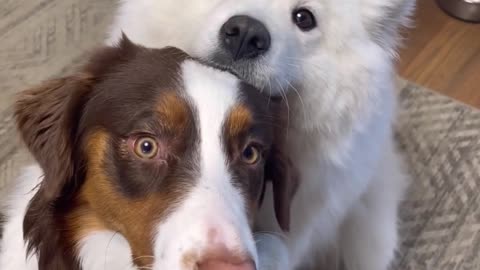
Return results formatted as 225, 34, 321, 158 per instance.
397, 0, 480, 109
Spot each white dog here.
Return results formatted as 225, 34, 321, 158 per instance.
0, 0, 414, 270
114, 1, 414, 270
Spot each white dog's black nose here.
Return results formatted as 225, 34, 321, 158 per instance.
220, 15, 270, 60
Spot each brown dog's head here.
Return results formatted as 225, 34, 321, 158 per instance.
15, 36, 297, 270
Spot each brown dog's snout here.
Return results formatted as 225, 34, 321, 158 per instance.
195, 228, 256, 270
198, 259, 256, 270
197, 246, 255, 270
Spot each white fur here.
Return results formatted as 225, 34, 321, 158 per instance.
151, 61, 257, 269
106, 0, 414, 270
77, 232, 135, 270
0, 166, 41, 270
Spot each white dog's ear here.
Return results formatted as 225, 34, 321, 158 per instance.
361, 0, 416, 54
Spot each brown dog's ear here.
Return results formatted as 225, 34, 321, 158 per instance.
15, 34, 139, 201
15, 74, 94, 201
264, 146, 299, 232
16, 35, 142, 269
15, 75, 94, 270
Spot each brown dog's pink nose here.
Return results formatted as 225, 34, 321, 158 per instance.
197, 259, 256, 270
195, 227, 255, 270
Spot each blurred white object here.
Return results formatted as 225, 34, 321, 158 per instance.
254, 232, 289, 270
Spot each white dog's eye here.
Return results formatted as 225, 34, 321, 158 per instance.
292, 8, 316, 31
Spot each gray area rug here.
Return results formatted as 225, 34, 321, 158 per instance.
1, 1, 479, 269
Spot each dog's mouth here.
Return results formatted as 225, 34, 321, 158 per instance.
201, 50, 287, 97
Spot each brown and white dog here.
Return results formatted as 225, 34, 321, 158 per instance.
0, 36, 296, 270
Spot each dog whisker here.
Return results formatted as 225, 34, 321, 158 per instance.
273, 76, 290, 132
136, 266, 154, 270
104, 231, 121, 270
283, 76, 308, 132
132, 255, 155, 261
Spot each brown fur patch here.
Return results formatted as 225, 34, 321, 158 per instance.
156, 91, 191, 133
67, 130, 181, 267
225, 105, 253, 138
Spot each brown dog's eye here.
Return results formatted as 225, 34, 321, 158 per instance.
134, 137, 159, 159
242, 145, 261, 165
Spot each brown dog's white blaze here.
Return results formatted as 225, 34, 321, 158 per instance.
13, 36, 296, 270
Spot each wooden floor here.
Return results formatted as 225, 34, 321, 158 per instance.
397, 0, 480, 109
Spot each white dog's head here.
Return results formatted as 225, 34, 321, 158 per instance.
110, 0, 414, 137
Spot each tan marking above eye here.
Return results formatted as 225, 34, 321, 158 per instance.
227, 105, 252, 137
156, 91, 190, 132
134, 136, 159, 159
242, 144, 261, 165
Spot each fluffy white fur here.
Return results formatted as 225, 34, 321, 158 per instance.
0, 166, 41, 270
106, 0, 414, 270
